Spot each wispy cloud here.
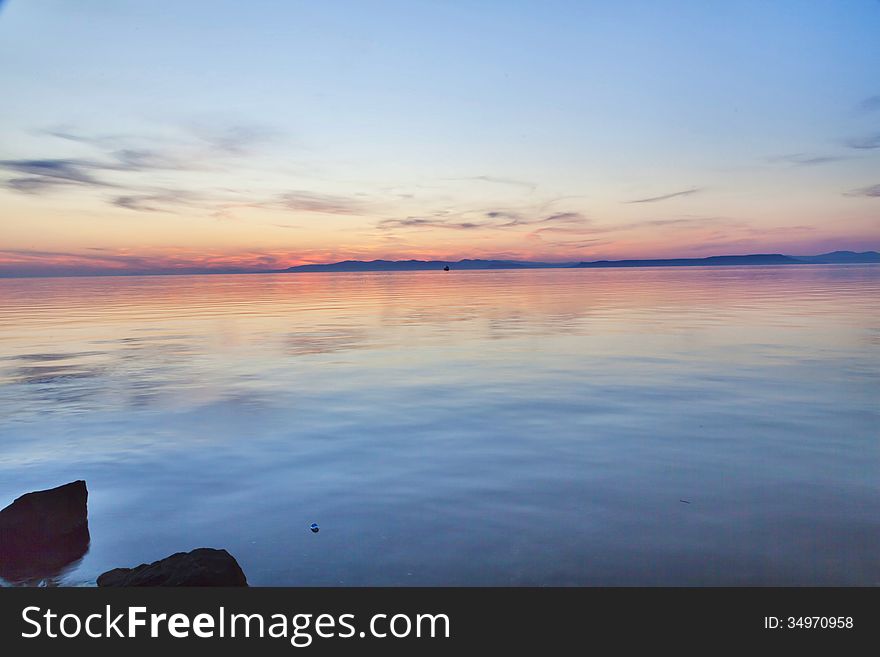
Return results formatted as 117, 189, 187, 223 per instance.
540, 212, 584, 224
112, 189, 201, 212
0, 158, 113, 192
0, 148, 192, 196
845, 183, 880, 197
378, 217, 484, 230
209, 190, 368, 219
446, 175, 538, 191
45, 121, 281, 158
623, 188, 701, 204
1, 121, 284, 211
42, 127, 131, 148
278, 191, 364, 215
527, 216, 726, 242
845, 133, 880, 150
377, 209, 588, 232
858, 95, 880, 112
767, 153, 850, 167
2, 121, 373, 218
185, 121, 282, 156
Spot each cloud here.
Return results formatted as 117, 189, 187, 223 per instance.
790, 155, 847, 165
278, 191, 364, 215
447, 175, 538, 191
0, 151, 219, 215
846, 133, 880, 150
0, 147, 193, 195
845, 183, 880, 197
540, 212, 584, 224
767, 153, 851, 167
479, 210, 586, 229
547, 238, 606, 249
485, 210, 520, 220
377, 209, 588, 232
532, 218, 819, 258
858, 95, 880, 112
2, 121, 305, 215
0, 158, 111, 192
6, 176, 78, 193
46, 120, 281, 158
109, 148, 189, 170
43, 128, 131, 148
526, 216, 732, 245
624, 188, 701, 204
209, 190, 368, 220
186, 121, 282, 156
2, 120, 284, 201
378, 217, 483, 230
112, 190, 200, 212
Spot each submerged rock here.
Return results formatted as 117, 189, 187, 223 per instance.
97, 548, 248, 587
0, 480, 90, 584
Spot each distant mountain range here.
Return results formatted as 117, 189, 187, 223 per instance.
284, 259, 562, 272
574, 253, 798, 268
789, 251, 880, 264
283, 251, 880, 272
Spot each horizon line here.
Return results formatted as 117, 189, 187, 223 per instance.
1, 249, 878, 280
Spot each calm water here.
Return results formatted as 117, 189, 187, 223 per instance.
0, 266, 878, 586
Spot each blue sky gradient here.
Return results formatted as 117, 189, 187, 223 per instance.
1, 0, 878, 274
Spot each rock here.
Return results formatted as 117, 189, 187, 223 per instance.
97, 548, 248, 587
0, 480, 90, 584
0, 480, 88, 539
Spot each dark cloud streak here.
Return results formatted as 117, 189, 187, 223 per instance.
377, 209, 588, 232
112, 190, 199, 212
0, 159, 111, 191
447, 175, 538, 191
624, 188, 701, 204
846, 133, 880, 150
768, 153, 850, 166
845, 183, 880, 197
278, 191, 363, 215
858, 95, 880, 112
2, 121, 291, 214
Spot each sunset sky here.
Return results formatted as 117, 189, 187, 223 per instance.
1, 0, 879, 276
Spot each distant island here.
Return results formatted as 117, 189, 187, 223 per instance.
282, 251, 880, 273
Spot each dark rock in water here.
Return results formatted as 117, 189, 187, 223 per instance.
0, 480, 90, 584
97, 548, 248, 587
310, 522, 319, 533
0, 480, 88, 539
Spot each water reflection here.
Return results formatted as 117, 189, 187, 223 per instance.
0, 266, 877, 586
284, 327, 371, 356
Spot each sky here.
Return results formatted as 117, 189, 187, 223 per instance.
1, 0, 878, 276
